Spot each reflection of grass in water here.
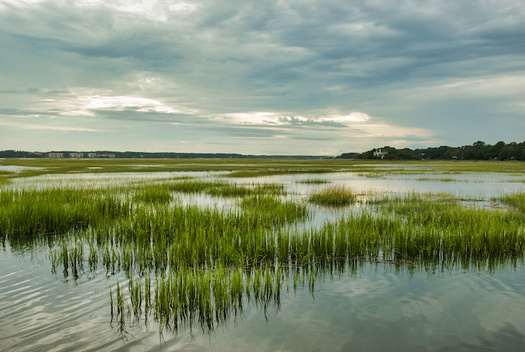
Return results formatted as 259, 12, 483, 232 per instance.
309, 186, 357, 206
4, 174, 525, 336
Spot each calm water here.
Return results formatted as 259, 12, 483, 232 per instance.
1, 171, 525, 351
2, 246, 525, 351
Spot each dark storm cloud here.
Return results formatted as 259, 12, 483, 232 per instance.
4, 1, 524, 91
1, 0, 524, 153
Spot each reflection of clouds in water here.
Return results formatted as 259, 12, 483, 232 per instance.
208, 267, 525, 351
466, 275, 525, 335
174, 192, 240, 212
2, 244, 525, 351
3, 170, 525, 351
232, 171, 525, 199
328, 271, 393, 298
10, 169, 523, 200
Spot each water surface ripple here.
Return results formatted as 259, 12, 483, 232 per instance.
1, 246, 525, 351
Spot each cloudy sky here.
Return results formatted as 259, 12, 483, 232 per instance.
1, 0, 524, 155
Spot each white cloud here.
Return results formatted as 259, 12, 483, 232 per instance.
0, 0, 46, 9
34, 90, 182, 116
223, 112, 286, 125
75, 0, 198, 21
223, 112, 372, 126
1, 0, 523, 153
317, 112, 371, 123
220, 110, 434, 143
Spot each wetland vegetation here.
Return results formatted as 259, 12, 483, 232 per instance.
1, 158, 524, 349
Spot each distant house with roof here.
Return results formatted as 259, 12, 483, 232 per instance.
373, 148, 389, 159
48, 153, 64, 158
70, 152, 83, 158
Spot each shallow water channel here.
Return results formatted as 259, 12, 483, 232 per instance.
1, 170, 525, 351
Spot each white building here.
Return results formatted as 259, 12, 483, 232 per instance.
373, 148, 388, 159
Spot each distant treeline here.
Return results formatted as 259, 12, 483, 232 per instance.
0, 150, 325, 159
338, 141, 525, 161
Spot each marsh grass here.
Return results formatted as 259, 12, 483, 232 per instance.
309, 186, 357, 207
26, 188, 525, 333
297, 178, 330, 184
498, 193, 525, 213
1, 158, 355, 179
0, 188, 132, 238
226, 168, 334, 178
132, 186, 172, 204
3, 162, 525, 335
0, 178, 11, 186
416, 177, 457, 182
3, 159, 524, 183
168, 180, 286, 197
240, 195, 308, 225
0, 170, 15, 183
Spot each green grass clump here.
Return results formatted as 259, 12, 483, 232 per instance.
168, 180, 286, 197
0, 170, 14, 185
240, 195, 308, 225
297, 178, 330, 184
416, 177, 457, 182
132, 186, 172, 203
498, 193, 525, 212
0, 188, 132, 238
0, 178, 11, 186
372, 193, 525, 267
252, 183, 287, 195
309, 186, 357, 206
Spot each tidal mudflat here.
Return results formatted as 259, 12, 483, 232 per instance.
1, 159, 524, 351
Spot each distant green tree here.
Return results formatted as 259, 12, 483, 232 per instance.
347, 141, 524, 161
